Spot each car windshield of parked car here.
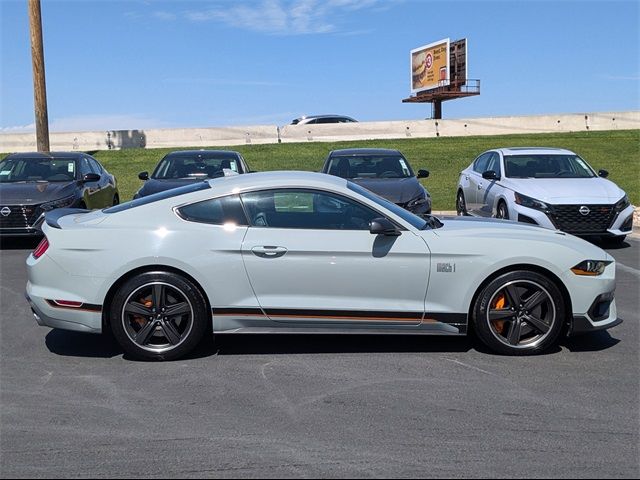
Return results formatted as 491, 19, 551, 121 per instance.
327, 155, 414, 179
153, 154, 242, 180
0, 157, 77, 183
347, 182, 429, 230
504, 155, 596, 179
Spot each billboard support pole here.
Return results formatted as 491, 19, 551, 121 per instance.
433, 101, 442, 120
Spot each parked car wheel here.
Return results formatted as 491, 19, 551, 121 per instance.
496, 201, 509, 220
472, 271, 565, 355
456, 190, 468, 216
109, 271, 209, 361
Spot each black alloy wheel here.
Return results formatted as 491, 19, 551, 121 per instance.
472, 270, 565, 355
110, 271, 208, 360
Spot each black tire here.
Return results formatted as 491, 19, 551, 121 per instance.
472, 270, 565, 356
456, 190, 468, 216
109, 271, 209, 361
78, 201, 87, 209
496, 201, 509, 220
113, 194, 120, 206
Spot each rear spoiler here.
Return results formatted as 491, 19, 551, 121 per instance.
45, 208, 91, 229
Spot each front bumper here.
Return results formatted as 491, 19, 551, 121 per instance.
510, 203, 633, 237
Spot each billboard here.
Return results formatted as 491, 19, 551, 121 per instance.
410, 38, 450, 94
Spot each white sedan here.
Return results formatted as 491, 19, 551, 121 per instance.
456, 147, 633, 244
26, 171, 620, 360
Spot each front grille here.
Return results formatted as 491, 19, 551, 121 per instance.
0, 205, 42, 229
547, 204, 615, 233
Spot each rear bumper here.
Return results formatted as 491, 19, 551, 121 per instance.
25, 292, 102, 334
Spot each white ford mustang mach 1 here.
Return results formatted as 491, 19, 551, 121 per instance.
26, 172, 620, 360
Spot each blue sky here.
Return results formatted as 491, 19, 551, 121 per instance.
1, 0, 638, 132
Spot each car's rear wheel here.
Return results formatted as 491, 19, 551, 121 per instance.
472, 270, 565, 355
109, 271, 209, 361
496, 201, 509, 220
456, 190, 468, 216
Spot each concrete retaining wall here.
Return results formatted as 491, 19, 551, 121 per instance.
1, 111, 638, 153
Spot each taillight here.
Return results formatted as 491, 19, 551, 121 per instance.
32, 237, 49, 259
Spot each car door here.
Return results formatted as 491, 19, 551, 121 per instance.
466, 152, 491, 214
78, 156, 100, 208
477, 152, 502, 217
87, 156, 114, 207
240, 188, 431, 325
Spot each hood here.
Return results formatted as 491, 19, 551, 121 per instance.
0, 181, 76, 205
503, 177, 625, 204
350, 177, 425, 204
431, 215, 610, 260
136, 178, 204, 198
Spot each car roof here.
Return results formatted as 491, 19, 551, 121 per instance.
163, 149, 241, 158
206, 171, 347, 195
3, 151, 85, 160
494, 147, 577, 156
329, 148, 402, 156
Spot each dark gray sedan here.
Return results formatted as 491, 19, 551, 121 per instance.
135, 150, 251, 199
0, 151, 119, 236
321, 148, 431, 215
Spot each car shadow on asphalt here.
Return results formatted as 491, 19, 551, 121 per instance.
188, 334, 475, 358
43, 329, 620, 360
560, 330, 621, 352
45, 329, 123, 358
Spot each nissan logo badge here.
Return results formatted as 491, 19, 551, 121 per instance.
0, 207, 11, 217
579, 206, 590, 216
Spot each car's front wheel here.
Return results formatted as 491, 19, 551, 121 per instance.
456, 190, 468, 216
472, 270, 565, 355
109, 271, 209, 361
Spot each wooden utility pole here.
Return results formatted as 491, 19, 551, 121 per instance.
28, 0, 50, 152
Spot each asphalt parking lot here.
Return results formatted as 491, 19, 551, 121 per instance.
1, 235, 638, 478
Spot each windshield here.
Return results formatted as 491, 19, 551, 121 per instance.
504, 154, 596, 179
347, 182, 428, 230
327, 154, 414, 179
153, 153, 242, 180
0, 157, 77, 183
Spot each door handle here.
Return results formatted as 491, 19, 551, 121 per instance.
251, 246, 287, 258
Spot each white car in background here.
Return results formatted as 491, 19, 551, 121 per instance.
26, 172, 620, 361
456, 147, 633, 244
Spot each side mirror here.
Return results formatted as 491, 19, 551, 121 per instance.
598, 169, 609, 178
369, 217, 401, 236
482, 170, 499, 180
138, 171, 149, 180
81, 173, 101, 182
417, 169, 430, 179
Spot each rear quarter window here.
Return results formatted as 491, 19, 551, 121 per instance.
176, 194, 248, 225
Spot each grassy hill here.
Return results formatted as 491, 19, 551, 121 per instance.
84, 129, 637, 210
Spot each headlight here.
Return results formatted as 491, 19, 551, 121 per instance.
571, 260, 612, 276
407, 192, 429, 209
614, 194, 630, 213
514, 192, 549, 212
41, 195, 76, 211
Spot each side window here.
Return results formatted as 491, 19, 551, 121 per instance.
486, 153, 501, 176
89, 157, 104, 174
240, 189, 380, 230
79, 157, 93, 176
176, 194, 248, 226
473, 153, 491, 174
